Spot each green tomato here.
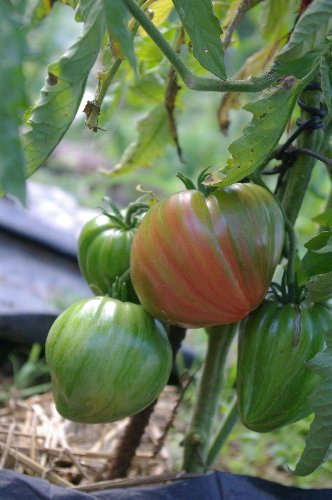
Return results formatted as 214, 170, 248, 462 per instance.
237, 300, 332, 432
78, 214, 138, 302
46, 297, 172, 423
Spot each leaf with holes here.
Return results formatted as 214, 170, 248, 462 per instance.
207, 74, 313, 188
22, 0, 106, 179
274, 0, 332, 78
295, 329, 332, 476
0, 2, 27, 203
172, 0, 226, 79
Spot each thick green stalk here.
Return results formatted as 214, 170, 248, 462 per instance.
182, 323, 238, 473
122, 0, 278, 93
279, 84, 324, 224
206, 396, 239, 468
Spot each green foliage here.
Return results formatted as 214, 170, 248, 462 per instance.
108, 104, 174, 175
301, 231, 332, 277
207, 75, 313, 188
274, 0, 332, 78
104, 0, 137, 72
321, 51, 332, 116
295, 329, 332, 476
0, 1, 27, 203
23, 0, 106, 178
306, 273, 332, 303
172, 0, 226, 79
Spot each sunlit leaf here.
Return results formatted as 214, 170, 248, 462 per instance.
260, 0, 290, 40
139, 0, 173, 36
172, 0, 226, 79
0, 2, 27, 203
295, 329, 332, 476
22, 0, 106, 178
208, 74, 313, 187
274, 0, 332, 78
105, 104, 173, 176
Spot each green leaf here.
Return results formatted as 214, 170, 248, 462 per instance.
321, 50, 332, 115
104, 0, 137, 72
295, 329, 332, 476
22, 0, 106, 178
0, 2, 27, 203
313, 208, 332, 229
106, 104, 173, 176
172, 0, 226, 79
209, 75, 312, 187
302, 231, 332, 277
274, 0, 332, 78
306, 272, 332, 303
260, 0, 289, 41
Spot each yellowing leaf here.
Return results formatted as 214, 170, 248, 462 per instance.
139, 0, 174, 36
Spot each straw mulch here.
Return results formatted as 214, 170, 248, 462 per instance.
0, 386, 187, 492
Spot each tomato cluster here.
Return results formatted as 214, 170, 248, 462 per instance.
46, 180, 323, 430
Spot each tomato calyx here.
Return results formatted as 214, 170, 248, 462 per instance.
269, 270, 305, 305
102, 196, 149, 230
176, 167, 216, 197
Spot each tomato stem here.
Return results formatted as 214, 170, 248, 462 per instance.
122, 0, 279, 93
206, 396, 238, 468
182, 323, 238, 473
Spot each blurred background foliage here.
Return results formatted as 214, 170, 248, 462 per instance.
10, 0, 332, 487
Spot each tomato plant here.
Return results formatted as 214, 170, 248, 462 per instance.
131, 183, 284, 328
46, 297, 172, 423
4, 0, 332, 485
78, 200, 147, 302
237, 300, 332, 432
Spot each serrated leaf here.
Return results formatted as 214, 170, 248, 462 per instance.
302, 232, 332, 277
0, 2, 27, 203
172, 0, 226, 79
106, 104, 173, 176
295, 329, 332, 476
321, 50, 332, 115
306, 272, 332, 303
274, 0, 332, 78
213, 75, 313, 187
104, 0, 137, 72
218, 38, 281, 133
22, 0, 106, 178
313, 208, 332, 229
139, 0, 174, 37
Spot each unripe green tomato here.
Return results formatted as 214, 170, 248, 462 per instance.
237, 300, 332, 432
46, 297, 172, 423
78, 214, 138, 302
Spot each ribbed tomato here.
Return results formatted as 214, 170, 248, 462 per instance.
46, 297, 172, 423
237, 300, 332, 432
78, 213, 138, 302
130, 183, 285, 328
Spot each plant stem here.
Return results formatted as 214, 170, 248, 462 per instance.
105, 325, 186, 479
278, 82, 324, 224
85, 0, 146, 131
122, 0, 279, 93
182, 323, 237, 473
206, 396, 239, 468
223, 0, 265, 50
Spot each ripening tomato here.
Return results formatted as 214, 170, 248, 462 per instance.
130, 183, 285, 328
46, 297, 172, 423
237, 300, 332, 432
